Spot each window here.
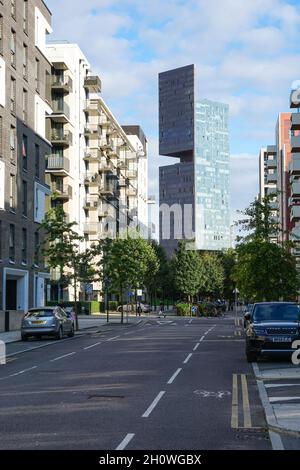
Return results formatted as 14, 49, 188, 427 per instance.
10, 125, 16, 162
0, 15, 3, 55
22, 180, 27, 216
35, 59, 40, 92
0, 115, 2, 157
22, 134, 28, 170
10, 30, 16, 67
9, 224, 15, 263
0, 159, 4, 210
34, 231, 39, 266
10, 77, 16, 114
35, 144, 40, 179
21, 228, 27, 264
23, 1, 28, 33
0, 220, 2, 260
22, 88, 28, 122
23, 44, 28, 80
11, 0, 16, 19
9, 173, 16, 211
0, 57, 5, 107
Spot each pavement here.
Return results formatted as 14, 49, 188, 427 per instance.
0, 313, 273, 450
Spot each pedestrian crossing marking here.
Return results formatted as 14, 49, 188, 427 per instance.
234, 330, 242, 336
231, 374, 252, 429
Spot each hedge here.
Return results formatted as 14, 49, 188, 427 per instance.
176, 303, 191, 316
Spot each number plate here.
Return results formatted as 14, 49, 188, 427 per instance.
31, 320, 44, 325
272, 337, 291, 343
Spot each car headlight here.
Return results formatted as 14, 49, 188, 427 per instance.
253, 328, 266, 336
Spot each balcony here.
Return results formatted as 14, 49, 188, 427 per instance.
84, 148, 101, 161
292, 180, 300, 197
52, 76, 73, 93
266, 145, 276, 156
289, 156, 300, 175
267, 171, 277, 183
269, 200, 278, 210
83, 222, 100, 235
98, 203, 109, 218
46, 155, 70, 174
83, 196, 99, 210
84, 172, 100, 185
84, 75, 102, 93
99, 114, 109, 126
118, 177, 129, 188
51, 183, 73, 200
118, 159, 128, 170
291, 113, 300, 131
290, 205, 300, 222
83, 99, 101, 115
100, 181, 115, 196
127, 169, 137, 179
99, 158, 113, 173
266, 157, 277, 169
51, 130, 73, 147
51, 101, 70, 122
84, 124, 102, 139
291, 135, 300, 153
127, 187, 138, 197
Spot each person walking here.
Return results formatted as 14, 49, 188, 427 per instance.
137, 303, 142, 317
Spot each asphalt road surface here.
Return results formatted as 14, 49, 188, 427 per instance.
0, 315, 272, 450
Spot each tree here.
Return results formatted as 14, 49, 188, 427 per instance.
172, 241, 202, 305
145, 241, 173, 308
41, 205, 97, 330
198, 252, 224, 299
96, 235, 159, 323
219, 249, 237, 304
234, 196, 299, 301
234, 240, 299, 302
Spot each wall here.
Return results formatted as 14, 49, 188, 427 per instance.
0, 310, 24, 332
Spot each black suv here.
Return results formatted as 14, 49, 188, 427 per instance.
245, 302, 300, 362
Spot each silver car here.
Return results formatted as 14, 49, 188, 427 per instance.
21, 307, 74, 341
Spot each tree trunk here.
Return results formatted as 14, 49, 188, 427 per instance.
120, 284, 124, 324
74, 274, 79, 331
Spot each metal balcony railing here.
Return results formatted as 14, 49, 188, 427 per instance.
52, 101, 70, 119
46, 155, 70, 172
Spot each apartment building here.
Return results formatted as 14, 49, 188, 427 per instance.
0, 0, 52, 312
159, 65, 231, 256
44, 43, 148, 302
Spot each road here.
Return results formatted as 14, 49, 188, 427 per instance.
0, 315, 272, 450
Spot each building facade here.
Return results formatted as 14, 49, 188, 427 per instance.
44, 43, 148, 302
0, 0, 52, 312
159, 65, 231, 256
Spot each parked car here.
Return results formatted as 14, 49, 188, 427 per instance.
117, 303, 152, 313
21, 307, 74, 341
245, 302, 300, 362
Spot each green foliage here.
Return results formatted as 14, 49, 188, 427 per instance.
234, 240, 299, 302
172, 242, 203, 301
219, 249, 237, 302
108, 301, 118, 311
199, 252, 224, 298
176, 303, 191, 316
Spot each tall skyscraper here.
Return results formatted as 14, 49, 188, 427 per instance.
159, 65, 231, 256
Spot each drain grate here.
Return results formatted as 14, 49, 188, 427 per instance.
235, 428, 269, 441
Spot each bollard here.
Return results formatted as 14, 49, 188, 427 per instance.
5, 310, 9, 332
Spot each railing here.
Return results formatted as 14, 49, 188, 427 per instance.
52, 76, 73, 91
51, 183, 73, 198
84, 75, 102, 93
52, 101, 70, 119
46, 155, 70, 172
84, 124, 102, 136
84, 99, 101, 114
51, 130, 73, 145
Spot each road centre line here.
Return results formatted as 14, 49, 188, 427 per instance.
199, 336, 205, 342
50, 352, 76, 362
142, 391, 166, 418
183, 353, 193, 364
116, 433, 135, 450
83, 342, 102, 350
167, 368, 182, 385
193, 343, 200, 351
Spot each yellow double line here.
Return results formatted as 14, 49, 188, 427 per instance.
231, 374, 252, 429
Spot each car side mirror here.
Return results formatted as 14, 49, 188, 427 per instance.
244, 313, 251, 321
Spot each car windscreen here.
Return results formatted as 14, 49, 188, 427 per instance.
253, 304, 300, 322
25, 310, 54, 318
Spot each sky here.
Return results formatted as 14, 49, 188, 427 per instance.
47, 0, 300, 233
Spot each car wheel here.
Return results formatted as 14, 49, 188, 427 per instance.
21, 334, 28, 341
56, 326, 63, 340
68, 326, 74, 338
246, 351, 258, 363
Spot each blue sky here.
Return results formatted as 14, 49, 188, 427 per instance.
47, 0, 300, 230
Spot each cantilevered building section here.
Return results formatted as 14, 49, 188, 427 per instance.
159, 65, 231, 256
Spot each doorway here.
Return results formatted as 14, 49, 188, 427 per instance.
5, 280, 17, 310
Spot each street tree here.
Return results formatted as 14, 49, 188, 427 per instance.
172, 241, 203, 305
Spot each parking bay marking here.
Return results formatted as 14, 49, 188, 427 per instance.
50, 352, 76, 362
